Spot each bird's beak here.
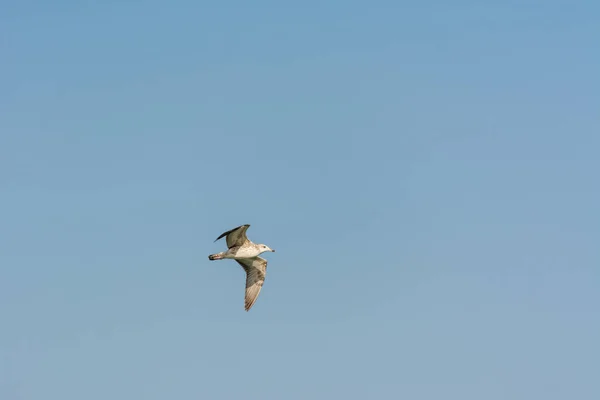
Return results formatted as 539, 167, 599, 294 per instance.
271, 249, 276, 252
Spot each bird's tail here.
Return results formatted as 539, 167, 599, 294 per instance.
208, 253, 224, 260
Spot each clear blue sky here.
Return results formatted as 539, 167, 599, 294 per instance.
1, 1, 599, 399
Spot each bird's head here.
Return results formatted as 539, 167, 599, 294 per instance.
259, 244, 275, 253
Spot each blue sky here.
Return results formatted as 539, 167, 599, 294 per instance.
1, 1, 599, 399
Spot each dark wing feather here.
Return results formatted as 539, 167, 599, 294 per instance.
235, 257, 267, 311
214, 224, 250, 248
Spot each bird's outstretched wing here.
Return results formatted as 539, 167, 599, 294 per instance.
235, 256, 267, 311
214, 224, 250, 248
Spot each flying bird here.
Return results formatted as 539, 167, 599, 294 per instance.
208, 224, 275, 311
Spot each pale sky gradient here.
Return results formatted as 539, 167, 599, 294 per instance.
1, 1, 599, 399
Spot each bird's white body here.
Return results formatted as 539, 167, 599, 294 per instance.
211, 242, 268, 260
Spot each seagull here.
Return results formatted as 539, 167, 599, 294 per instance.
208, 224, 275, 311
